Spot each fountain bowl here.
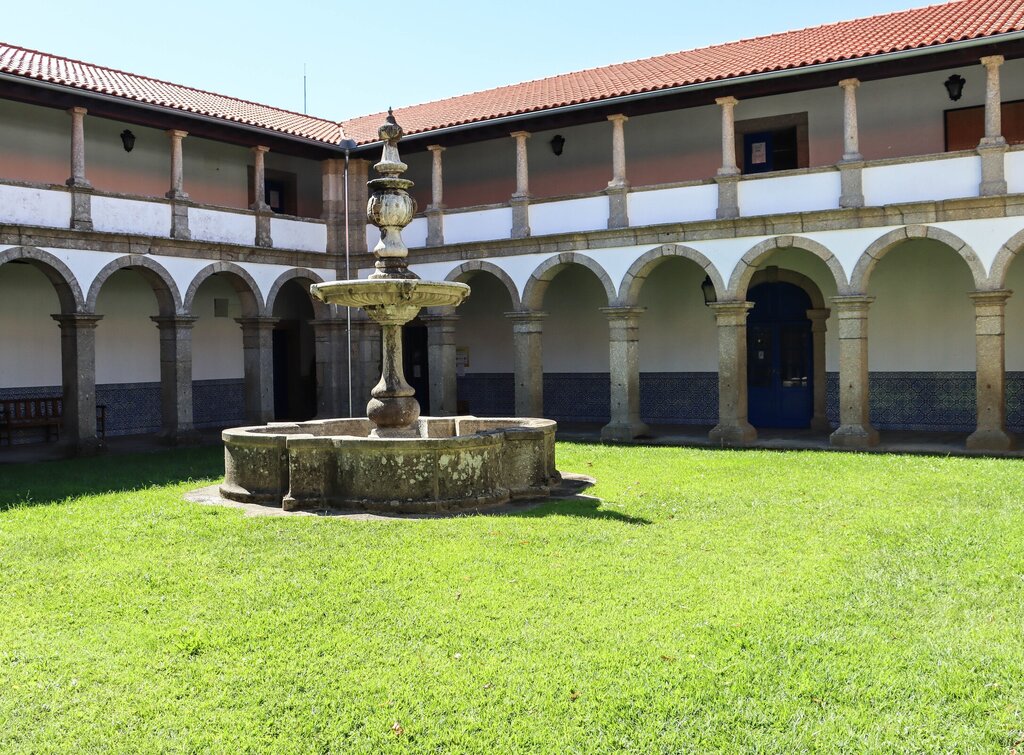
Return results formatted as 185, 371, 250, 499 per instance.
310, 279, 470, 311
221, 416, 560, 514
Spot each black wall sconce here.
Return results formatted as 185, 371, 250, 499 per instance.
550, 134, 565, 156
120, 129, 136, 152
944, 74, 966, 102
701, 275, 717, 306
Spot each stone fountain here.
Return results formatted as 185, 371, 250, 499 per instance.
219, 112, 559, 513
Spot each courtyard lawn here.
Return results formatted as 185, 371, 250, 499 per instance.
1, 445, 1023, 753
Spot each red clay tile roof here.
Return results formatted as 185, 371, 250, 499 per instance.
2, 0, 1023, 147
341, 0, 1024, 144
0, 43, 341, 144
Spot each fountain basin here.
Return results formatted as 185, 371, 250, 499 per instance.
310, 279, 470, 311
221, 416, 560, 513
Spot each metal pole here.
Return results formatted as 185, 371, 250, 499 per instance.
344, 149, 353, 417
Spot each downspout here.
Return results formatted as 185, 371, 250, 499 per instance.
343, 147, 353, 418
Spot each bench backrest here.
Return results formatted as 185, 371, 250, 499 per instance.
0, 398, 63, 421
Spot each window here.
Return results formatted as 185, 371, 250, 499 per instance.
734, 113, 809, 174
945, 99, 1024, 151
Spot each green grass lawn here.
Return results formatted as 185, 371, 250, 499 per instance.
1, 443, 1023, 753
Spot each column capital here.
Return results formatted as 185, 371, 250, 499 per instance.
969, 289, 1012, 305
981, 54, 1005, 69
52, 313, 103, 328
607, 113, 628, 124
151, 315, 198, 329
67, 106, 88, 117
427, 143, 445, 154
709, 300, 753, 316
235, 316, 280, 329
505, 310, 548, 322
715, 96, 739, 107
838, 78, 860, 90
166, 129, 189, 140
252, 144, 270, 154
510, 130, 531, 140
599, 306, 646, 320
505, 310, 547, 333
830, 295, 875, 311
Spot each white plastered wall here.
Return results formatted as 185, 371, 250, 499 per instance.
191, 275, 245, 380
0, 263, 62, 387
541, 266, 609, 372
867, 239, 976, 371
637, 257, 718, 371
1005, 259, 1024, 372
94, 270, 160, 383
453, 272, 515, 373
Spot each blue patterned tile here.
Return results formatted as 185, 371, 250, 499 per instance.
457, 374, 515, 416
193, 379, 246, 428
543, 373, 610, 423
640, 373, 718, 425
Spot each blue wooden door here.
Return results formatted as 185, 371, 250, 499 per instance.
747, 282, 813, 428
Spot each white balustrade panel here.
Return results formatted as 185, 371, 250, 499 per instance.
739, 171, 841, 216
402, 216, 429, 249
1006, 150, 1024, 195
863, 156, 981, 206
271, 217, 327, 252
188, 207, 256, 245
92, 196, 171, 236
0, 184, 70, 228
529, 195, 608, 236
628, 184, 717, 227
444, 207, 513, 245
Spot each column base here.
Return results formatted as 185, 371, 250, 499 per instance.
966, 427, 1016, 451
709, 421, 756, 446
829, 424, 879, 448
600, 420, 649, 442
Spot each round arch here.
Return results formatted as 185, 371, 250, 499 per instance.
183, 262, 264, 317
851, 225, 987, 293
728, 235, 848, 300
521, 252, 615, 312
266, 268, 328, 319
445, 260, 522, 310
618, 243, 725, 306
987, 226, 1024, 290
748, 267, 826, 309
85, 254, 181, 316
0, 246, 85, 312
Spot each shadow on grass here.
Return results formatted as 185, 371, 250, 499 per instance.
0, 446, 224, 511
509, 497, 651, 525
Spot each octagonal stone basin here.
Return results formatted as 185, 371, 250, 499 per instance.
221, 416, 560, 514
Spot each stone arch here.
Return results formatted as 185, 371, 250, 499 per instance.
618, 244, 725, 306
748, 267, 826, 309
85, 254, 182, 316
266, 268, 328, 319
0, 245, 85, 312
521, 252, 616, 312
728, 236, 848, 300
445, 260, 522, 310
851, 225, 987, 293
987, 227, 1024, 290
183, 262, 263, 317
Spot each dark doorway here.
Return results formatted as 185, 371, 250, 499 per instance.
271, 281, 317, 421
747, 281, 813, 428
743, 127, 798, 174
403, 322, 430, 411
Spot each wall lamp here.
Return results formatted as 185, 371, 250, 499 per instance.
944, 74, 966, 102
550, 134, 565, 156
701, 275, 717, 306
120, 129, 136, 152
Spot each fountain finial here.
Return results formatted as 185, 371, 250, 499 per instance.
367, 109, 416, 279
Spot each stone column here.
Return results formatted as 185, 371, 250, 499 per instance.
322, 158, 345, 256
807, 308, 831, 432
838, 78, 865, 208
236, 316, 278, 424
151, 316, 197, 443
66, 107, 93, 231
423, 311, 459, 415
510, 131, 531, 238
978, 55, 1008, 196
52, 313, 102, 455
310, 317, 346, 418
967, 290, 1014, 450
605, 114, 630, 229
251, 145, 273, 247
715, 96, 740, 219
165, 130, 191, 240
708, 301, 756, 446
829, 296, 878, 448
426, 145, 445, 246
600, 306, 648, 441
506, 311, 546, 417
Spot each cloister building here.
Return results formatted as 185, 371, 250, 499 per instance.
4, 0, 1024, 453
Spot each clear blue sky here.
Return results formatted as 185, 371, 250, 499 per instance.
5, 0, 933, 121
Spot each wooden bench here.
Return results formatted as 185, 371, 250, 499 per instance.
0, 398, 106, 445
